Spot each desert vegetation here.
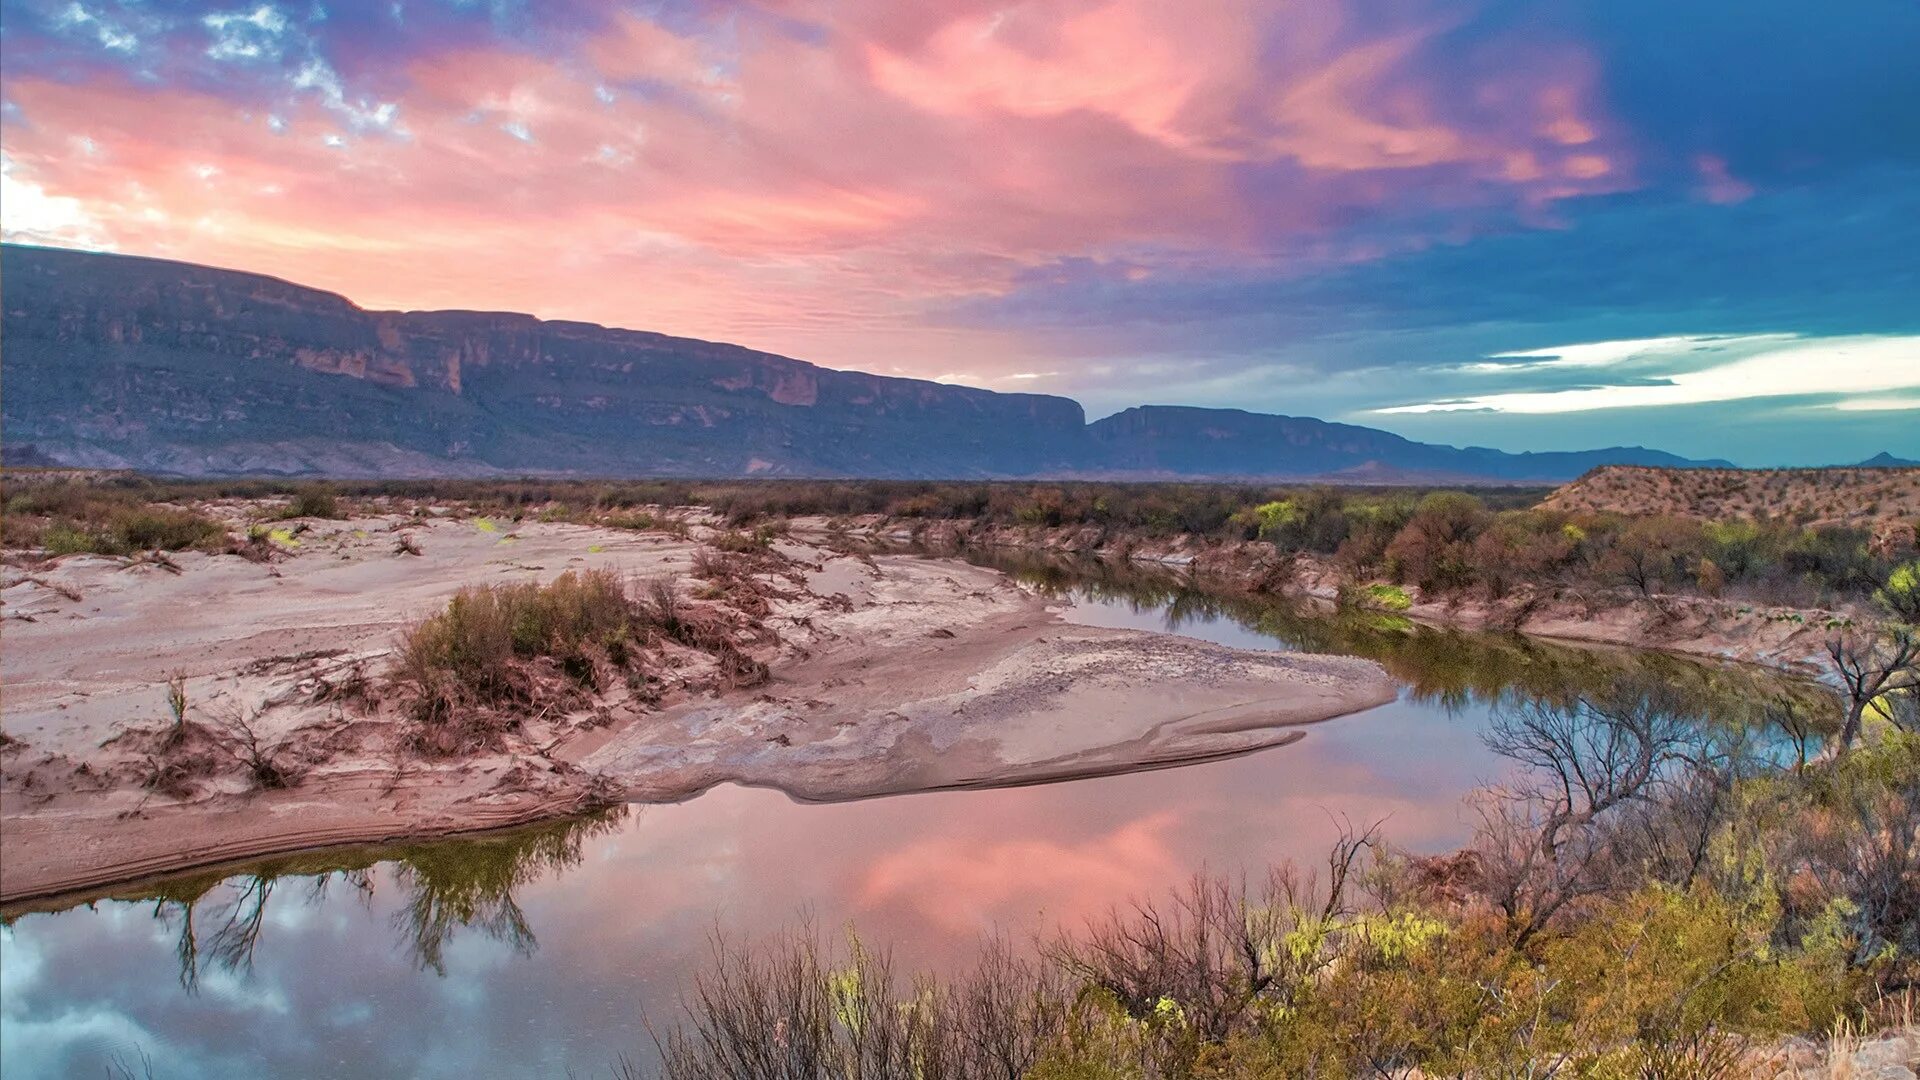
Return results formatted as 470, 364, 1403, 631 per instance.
849, 482, 1919, 619
9, 474, 1915, 617
1546, 465, 1920, 530
650, 676, 1919, 1079
0, 479, 227, 556
390, 567, 775, 755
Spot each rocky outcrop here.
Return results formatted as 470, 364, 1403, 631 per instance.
2, 245, 1090, 477
3, 244, 1725, 480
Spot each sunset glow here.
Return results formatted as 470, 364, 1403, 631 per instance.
4, 0, 1916, 462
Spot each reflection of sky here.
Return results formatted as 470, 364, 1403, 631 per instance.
1, 595, 1504, 1078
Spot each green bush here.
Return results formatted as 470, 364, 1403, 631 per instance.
115, 507, 227, 551
281, 487, 343, 520
1361, 583, 1413, 611
40, 524, 101, 556
1878, 560, 1920, 624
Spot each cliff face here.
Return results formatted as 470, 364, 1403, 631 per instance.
1, 245, 1088, 477
2, 244, 1720, 480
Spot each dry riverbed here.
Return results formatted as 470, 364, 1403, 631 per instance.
0, 509, 1396, 905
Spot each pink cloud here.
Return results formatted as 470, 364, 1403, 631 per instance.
0, 0, 1639, 380
857, 811, 1188, 933
1694, 153, 1755, 205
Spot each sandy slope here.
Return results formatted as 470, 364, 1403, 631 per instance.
579, 551, 1392, 800
0, 512, 1396, 905
1543, 465, 1920, 530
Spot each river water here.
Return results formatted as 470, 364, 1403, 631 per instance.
0, 556, 1815, 1078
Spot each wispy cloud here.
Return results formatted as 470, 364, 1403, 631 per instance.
0, 0, 1916, 461
1378, 334, 1920, 415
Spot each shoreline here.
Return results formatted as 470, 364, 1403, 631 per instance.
0, 509, 1397, 905
832, 517, 1860, 676
5, 505, 1856, 909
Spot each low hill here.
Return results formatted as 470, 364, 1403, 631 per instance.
1543, 465, 1920, 528
3, 243, 1725, 481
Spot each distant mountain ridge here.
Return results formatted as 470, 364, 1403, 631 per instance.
1084, 405, 1717, 481
1, 244, 1727, 481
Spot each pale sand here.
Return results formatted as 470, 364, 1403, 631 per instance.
0, 512, 1395, 905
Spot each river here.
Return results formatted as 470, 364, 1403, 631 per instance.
0, 555, 1819, 1078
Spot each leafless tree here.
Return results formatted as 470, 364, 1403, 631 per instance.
155, 872, 279, 990
1827, 627, 1920, 753
104, 1048, 157, 1080
1475, 683, 1721, 943
202, 874, 277, 975
1764, 695, 1822, 775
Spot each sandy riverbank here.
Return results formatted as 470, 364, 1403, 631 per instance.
0, 509, 1396, 904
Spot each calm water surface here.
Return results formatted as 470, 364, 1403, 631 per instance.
0, 561, 1802, 1078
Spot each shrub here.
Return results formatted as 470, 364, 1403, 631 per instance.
391, 569, 643, 747
601, 510, 660, 531
390, 568, 773, 751
26, 506, 226, 556
116, 508, 227, 551
1470, 512, 1579, 596
281, 487, 343, 520
1878, 560, 1920, 624
710, 529, 768, 553
1696, 556, 1726, 597
1385, 492, 1489, 592
1600, 516, 1703, 596
41, 524, 100, 555
1360, 583, 1413, 611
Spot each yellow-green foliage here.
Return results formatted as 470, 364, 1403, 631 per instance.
1878, 559, 1920, 623
709, 529, 769, 552
1362, 583, 1413, 611
1546, 886, 1852, 1050
1717, 729, 1919, 979
1250, 499, 1299, 539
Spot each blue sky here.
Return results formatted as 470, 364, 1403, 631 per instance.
2, 0, 1916, 463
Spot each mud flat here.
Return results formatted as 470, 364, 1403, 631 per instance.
0, 511, 1396, 905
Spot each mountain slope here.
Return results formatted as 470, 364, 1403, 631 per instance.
1, 245, 1088, 478
2, 244, 1722, 481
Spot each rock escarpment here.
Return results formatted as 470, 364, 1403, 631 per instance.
4, 244, 1721, 480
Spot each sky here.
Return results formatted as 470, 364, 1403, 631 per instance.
2, 0, 1916, 465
